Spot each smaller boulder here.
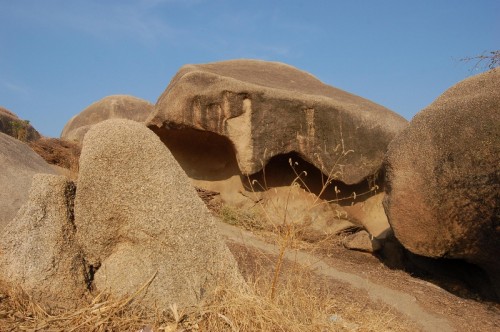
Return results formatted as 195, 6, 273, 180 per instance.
343, 193, 391, 239
61, 95, 153, 143
343, 230, 381, 253
0, 174, 89, 310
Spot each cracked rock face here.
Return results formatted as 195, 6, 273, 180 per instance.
0, 174, 89, 309
147, 59, 408, 185
384, 69, 500, 296
61, 95, 154, 143
75, 119, 244, 308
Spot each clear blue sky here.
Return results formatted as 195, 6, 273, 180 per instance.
0, 0, 498, 137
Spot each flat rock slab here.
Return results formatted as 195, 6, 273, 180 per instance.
147, 59, 407, 184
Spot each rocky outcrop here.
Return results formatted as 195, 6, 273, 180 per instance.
61, 95, 153, 143
384, 69, 500, 294
147, 59, 407, 185
0, 132, 56, 228
0, 106, 41, 142
0, 174, 89, 309
75, 119, 243, 308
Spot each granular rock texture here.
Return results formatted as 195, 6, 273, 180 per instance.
0, 133, 56, 228
147, 59, 407, 185
0, 174, 89, 309
0, 106, 41, 142
384, 69, 500, 295
75, 119, 243, 307
61, 95, 153, 143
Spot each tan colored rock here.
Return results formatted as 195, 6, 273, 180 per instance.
148, 59, 407, 185
251, 185, 356, 239
75, 119, 243, 308
61, 95, 153, 143
384, 69, 500, 295
343, 193, 391, 239
0, 106, 41, 142
0, 133, 56, 228
343, 230, 381, 253
0, 174, 89, 309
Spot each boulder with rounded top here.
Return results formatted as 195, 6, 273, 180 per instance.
147, 59, 408, 185
75, 119, 244, 308
61, 95, 153, 143
384, 68, 500, 296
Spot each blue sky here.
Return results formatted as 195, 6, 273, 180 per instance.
0, 0, 498, 137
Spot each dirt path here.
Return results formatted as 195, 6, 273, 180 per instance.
218, 221, 456, 332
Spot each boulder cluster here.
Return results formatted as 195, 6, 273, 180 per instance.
0, 60, 498, 308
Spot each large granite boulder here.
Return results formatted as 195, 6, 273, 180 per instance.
0, 106, 40, 142
0, 132, 56, 228
147, 59, 407, 185
61, 95, 153, 143
0, 174, 89, 309
75, 119, 243, 308
384, 69, 500, 294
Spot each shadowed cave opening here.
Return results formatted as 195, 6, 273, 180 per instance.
150, 125, 380, 206
245, 152, 382, 206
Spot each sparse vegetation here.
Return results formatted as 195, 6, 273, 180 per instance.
8, 119, 31, 142
461, 50, 499, 71
0, 246, 416, 332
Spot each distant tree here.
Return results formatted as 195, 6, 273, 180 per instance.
461, 50, 499, 71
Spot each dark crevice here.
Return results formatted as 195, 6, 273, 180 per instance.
375, 235, 499, 303
64, 180, 77, 231
83, 260, 101, 292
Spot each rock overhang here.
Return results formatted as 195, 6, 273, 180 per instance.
147, 59, 408, 185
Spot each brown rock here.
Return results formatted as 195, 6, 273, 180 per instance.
343, 193, 391, 239
29, 137, 81, 179
75, 119, 244, 308
0, 133, 56, 228
0, 106, 41, 142
147, 59, 407, 185
61, 95, 153, 143
384, 69, 500, 294
0, 174, 89, 309
343, 230, 381, 253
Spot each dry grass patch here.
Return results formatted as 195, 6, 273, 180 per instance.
0, 243, 418, 332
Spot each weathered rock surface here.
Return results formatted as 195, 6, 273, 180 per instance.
343, 193, 391, 239
61, 95, 153, 143
75, 119, 243, 307
384, 69, 500, 294
0, 174, 89, 309
0, 106, 41, 142
147, 59, 407, 185
343, 230, 381, 253
0, 133, 56, 228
